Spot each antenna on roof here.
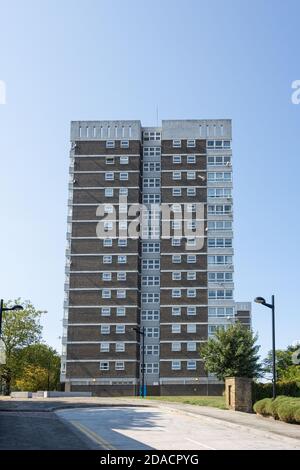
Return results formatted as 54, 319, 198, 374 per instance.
156, 105, 159, 127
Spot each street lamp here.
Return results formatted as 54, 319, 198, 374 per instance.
132, 326, 146, 398
0, 299, 24, 336
254, 295, 276, 399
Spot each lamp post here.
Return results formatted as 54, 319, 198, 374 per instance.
133, 326, 145, 398
254, 295, 276, 399
0, 299, 24, 337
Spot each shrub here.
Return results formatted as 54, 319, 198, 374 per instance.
253, 396, 300, 424
277, 398, 300, 424
253, 398, 271, 416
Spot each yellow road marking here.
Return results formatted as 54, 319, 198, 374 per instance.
70, 420, 115, 450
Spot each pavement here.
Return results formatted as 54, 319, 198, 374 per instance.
0, 396, 299, 450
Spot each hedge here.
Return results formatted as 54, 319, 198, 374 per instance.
253, 396, 300, 424
252, 380, 300, 403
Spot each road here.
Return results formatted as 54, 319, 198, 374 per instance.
0, 411, 92, 450
56, 406, 300, 450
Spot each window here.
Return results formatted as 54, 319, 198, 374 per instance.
172, 255, 182, 264
105, 188, 114, 197
172, 289, 182, 298
208, 307, 234, 318
144, 162, 160, 172
187, 139, 196, 148
187, 271, 196, 281
208, 188, 232, 198
206, 140, 231, 149
172, 139, 181, 148
187, 255, 196, 263
187, 324, 196, 333
187, 187, 196, 196
145, 327, 159, 338
187, 171, 196, 180
187, 289, 196, 298
208, 204, 232, 215
172, 272, 182, 280
172, 188, 182, 196
103, 255, 112, 264
142, 276, 160, 286
143, 147, 161, 156
173, 155, 182, 164
105, 172, 114, 181
187, 342, 196, 352
172, 324, 181, 333
116, 343, 125, 352
104, 204, 114, 214
207, 155, 231, 166
186, 238, 196, 247
142, 242, 160, 253
116, 325, 125, 334
142, 293, 160, 303
103, 238, 112, 247
143, 194, 160, 204
187, 155, 196, 163
100, 342, 110, 352
207, 220, 232, 231
100, 361, 109, 371
106, 157, 114, 165
144, 363, 159, 373
172, 342, 181, 351
118, 239, 127, 247
208, 289, 233, 299
143, 131, 161, 141
207, 172, 232, 182
120, 156, 129, 164
118, 255, 127, 264
208, 272, 233, 282
120, 140, 129, 148
119, 221, 127, 230
106, 140, 115, 148
102, 272, 112, 281
208, 238, 232, 248
187, 306, 196, 316
172, 306, 181, 316
117, 272, 127, 281
143, 178, 160, 188
116, 307, 126, 316
119, 188, 128, 196
117, 289, 126, 299
172, 220, 181, 230
172, 360, 181, 370
141, 310, 159, 321
101, 325, 110, 334
102, 289, 111, 299
101, 307, 111, 316
172, 171, 182, 180
142, 259, 160, 270
187, 360, 196, 370
145, 345, 159, 355
208, 255, 233, 265
115, 361, 125, 371
187, 220, 196, 230
119, 172, 128, 181
172, 238, 181, 246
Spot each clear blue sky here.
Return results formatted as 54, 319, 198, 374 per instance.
0, 0, 299, 359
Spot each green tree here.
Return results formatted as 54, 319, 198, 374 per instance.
200, 323, 262, 381
15, 365, 49, 392
15, 343, 61, 391
0, 299, 44, 394
262, 344, 300, 380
